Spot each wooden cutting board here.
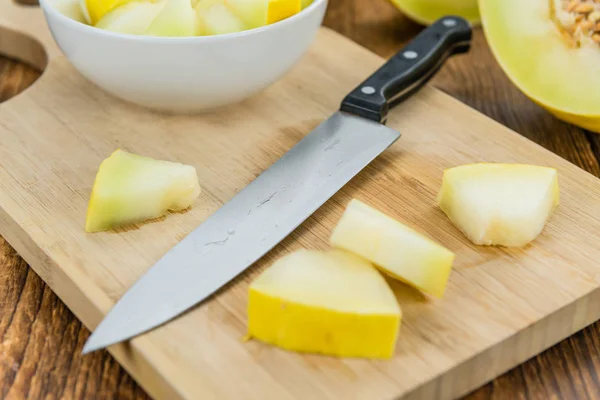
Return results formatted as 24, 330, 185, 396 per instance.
3, 3, 600, 400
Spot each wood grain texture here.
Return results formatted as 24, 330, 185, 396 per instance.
1, 1, 600, 400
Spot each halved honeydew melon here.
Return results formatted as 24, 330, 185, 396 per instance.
479, 0, 600, 132
388, 0, 479, 25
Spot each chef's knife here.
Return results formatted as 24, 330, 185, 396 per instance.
83, 17, 472, 354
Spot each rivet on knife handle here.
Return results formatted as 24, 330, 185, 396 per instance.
340, 16, 472, 124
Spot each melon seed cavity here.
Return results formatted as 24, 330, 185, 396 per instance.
554, 0, 600, 47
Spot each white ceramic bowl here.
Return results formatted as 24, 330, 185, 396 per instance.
39, 0, 328, 112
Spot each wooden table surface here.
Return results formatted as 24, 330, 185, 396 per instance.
2, 0, 600, 399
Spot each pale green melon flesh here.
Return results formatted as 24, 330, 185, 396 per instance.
251, 249, 400, 314
96, 1, 164, 34
145, 0, 197, 36
196, 1, 248, 35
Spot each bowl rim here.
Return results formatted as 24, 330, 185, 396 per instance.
39, 0, 328, 43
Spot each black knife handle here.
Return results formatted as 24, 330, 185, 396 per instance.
340, 16, 472, 123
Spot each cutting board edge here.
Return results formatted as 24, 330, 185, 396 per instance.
403, 285, 600, 399
0, 201, 190, 400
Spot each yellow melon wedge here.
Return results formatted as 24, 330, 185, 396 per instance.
266, 0, 300, 24
330, 199, 455, 298
96, 1, 165, 35
81, 0, 136, 24
437, 163, 559, 247
225, 0, 301, 29
85, 149, 201, 233
248, 249, 401, 359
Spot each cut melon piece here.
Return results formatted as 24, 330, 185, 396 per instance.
480, 0, 600, 132
80, 0, 137, 24
330, 199, 455, 298
388, 0, 479, 25
225, 0, 301, 29
145, 0, 198, 36
196, 0, 248, 35
85, 149, 201, 233
50, 0, 87, 23
300, 0, 312, 9
96, 1, 164, 35
247, 249, 401, 359
437, 163, 559, 247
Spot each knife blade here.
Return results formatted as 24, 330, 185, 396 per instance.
83, 16, 472, 355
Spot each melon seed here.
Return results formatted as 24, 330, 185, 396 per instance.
575, 3, 594, 13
